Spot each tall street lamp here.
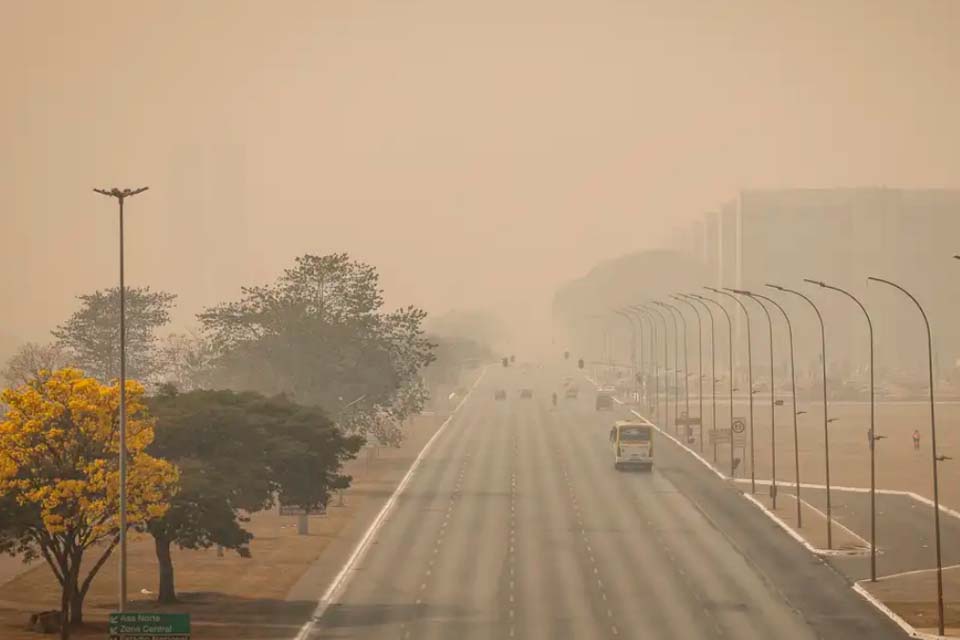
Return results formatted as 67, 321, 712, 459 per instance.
768, 283, 833, 549
694, 294, 736, 477
730, 288, 777, 509
684, 294, 717, 461
806, 279, 881, 581
868, 276, 947, 635
752, 290, 803, 528
616, 308, 643, 404
612, 309, 637, 386
709, 287, 756, 494
632, 306, 660, 421
673, 295, 704, 452
657, 301, 688, 439
643, 304, 671, 430
93, 186, 149, 613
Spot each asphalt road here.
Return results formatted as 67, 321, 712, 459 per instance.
308, 365, 909, 639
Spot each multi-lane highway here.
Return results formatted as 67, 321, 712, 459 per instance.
308, 365, 909, 639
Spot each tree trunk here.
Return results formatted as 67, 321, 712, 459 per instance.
70, 583, 84, 625
59, 571, 72, 640
154, 534, 177, 603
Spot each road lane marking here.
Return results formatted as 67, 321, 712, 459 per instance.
293, 367, 488, 640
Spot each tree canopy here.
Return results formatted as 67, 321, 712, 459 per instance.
0, 369, 179, 636
197, 253, 434, 437
52, 287, 176, 383
145, 387, 362, 602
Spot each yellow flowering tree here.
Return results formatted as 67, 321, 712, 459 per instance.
0, 368, 179, 635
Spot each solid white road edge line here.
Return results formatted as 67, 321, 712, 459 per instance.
292, 366, 488, 640
852, 582, 942, 640
586, 378, 944, 637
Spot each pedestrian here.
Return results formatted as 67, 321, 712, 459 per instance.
913, 428, 921, 451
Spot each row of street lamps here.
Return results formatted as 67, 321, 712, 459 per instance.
608, 262, 955, 635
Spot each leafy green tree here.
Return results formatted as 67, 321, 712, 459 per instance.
52, 287, 176, 382
197, 254, 434, 432
146, 387, 362, 603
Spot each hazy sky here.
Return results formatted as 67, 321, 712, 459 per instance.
3, 0, 959, 349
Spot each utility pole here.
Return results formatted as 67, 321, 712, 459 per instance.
93, 186, 149, 613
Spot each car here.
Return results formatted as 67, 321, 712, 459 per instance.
520, 388, 534, 399
564, 386, 579, 399
494, 389, 507, 400
595, 393, 614, 410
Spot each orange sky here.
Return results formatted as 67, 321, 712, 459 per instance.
2, 0, 958, 351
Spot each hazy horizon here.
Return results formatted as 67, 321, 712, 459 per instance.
3, 0, 959, 352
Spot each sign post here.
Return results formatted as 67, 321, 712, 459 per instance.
675, 411, 702, 444
109, 612, 190, 640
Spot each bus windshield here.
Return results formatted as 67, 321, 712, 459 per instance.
618, 426, 651, 442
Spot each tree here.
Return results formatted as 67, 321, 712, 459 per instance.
145, 388, 362, 603
0, 369, 179, 637
155, 332, 216, 391
52, 287, 177, 383
2, 342, 70, 387
197, 254, 434, 434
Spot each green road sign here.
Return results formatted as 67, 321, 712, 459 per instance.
109, 612, 190, 639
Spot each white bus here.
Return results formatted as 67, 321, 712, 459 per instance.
609, 420, 654, 471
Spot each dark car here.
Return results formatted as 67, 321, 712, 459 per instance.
494, 389, 507, 400
595, 393, 614, 411
564, 386, 579, 399
520, 388, 534, 399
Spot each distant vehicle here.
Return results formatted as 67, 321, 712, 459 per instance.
565, 386, 579, 399
595, 393, 614, 411
609, 420, 654, 470
520, 388, 534, 399
494, 389, 507, 400
562, 376, 573, 386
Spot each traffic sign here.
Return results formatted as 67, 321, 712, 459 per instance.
709, 428, 746, 446
708, 429, 730, 444
732, 418, 746, 434
109, 613, 190, 640
279, 503, 326, 517
675, 410, 702, 426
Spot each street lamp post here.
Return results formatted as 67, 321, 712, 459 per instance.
755, 289, 803, 528
868, 276, 947, 635
93, 186, 149, 613
657, 301, 688, 439
730, 289, 777, 509
613, 309, 637, 392
673, 295, 704, 452
644, 304, 671, 430
616, 308, 644, 405
694, 294, 736, 477
632, 306, 660, 422
709, 287, 756, 494
768, 283, 833, 549
806, 279, 880, 580
684, 294, 717, 461
653, 300, 686, 436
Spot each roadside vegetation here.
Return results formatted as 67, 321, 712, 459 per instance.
0, 252, 488, 639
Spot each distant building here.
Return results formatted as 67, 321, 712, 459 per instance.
697, 188, 960, 386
